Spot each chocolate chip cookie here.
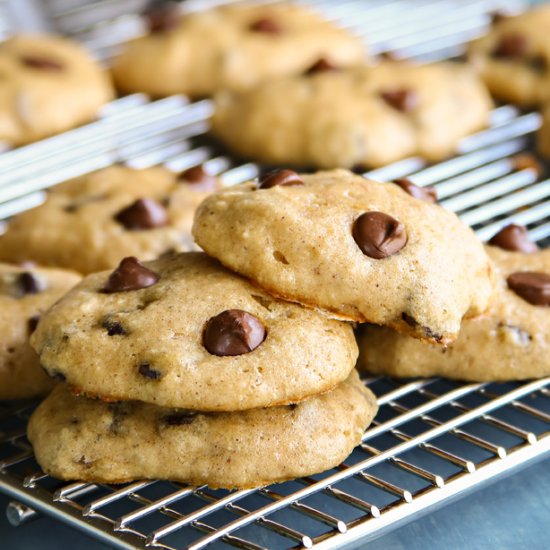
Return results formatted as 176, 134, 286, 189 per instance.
111, 3, 364, 98
212, 61, 492, 169
0, 263, 81, 400
28, 371, 376, 488
0, 34, 114, 146
357, 226, 550, 381
468, 6, 550, 106
31, 252, 358, 410
0, 165, 220, 274
193, 169, 496, 344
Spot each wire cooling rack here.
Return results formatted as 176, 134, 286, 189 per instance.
1, 0, 549, 548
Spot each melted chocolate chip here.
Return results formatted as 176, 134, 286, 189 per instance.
16, 272, 44, 296
393, 178, 437, 203
164, 411, 197, 426
353, 212, 407, 259
249, 17, 281, 34
488, 224, 539, 254
138, 363, 161, 380
102, 257, 160, 293
102, 319, 127, 336
507, 272, 550, 306
380, 89, 417, 112
305, 58, 338, 75
28, 315, 41, 334
115, 198, 168, 230
401, 313, 443, 342
21, 55, 64, 71
258, 169, 303, 189
178, 165, 218, 192
143, 1, 180, 32
203, 309, 266, 356
493, 33, 527, 58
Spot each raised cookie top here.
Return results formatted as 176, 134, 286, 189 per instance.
0, 165, 221, 274
31, 252, 358, 411
212, 61, 492, 168
468, 6, 550, 105
0, 34, 114, 145
111, 3, 365, 97
192, 169, 496, 344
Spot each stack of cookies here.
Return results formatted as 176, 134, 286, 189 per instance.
27, 167, 500, 488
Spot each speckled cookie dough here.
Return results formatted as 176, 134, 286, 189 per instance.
357, 230, 550, 381
0, 165, 220, 274
111, 3, 365, 98
0, 34, 114, 146
192, 169, 496, 344
31, 252, 358, 410
0, 263, 81, 400
468, 6, 550, 106
212, 61, 492, 169
28, 371, 377, 488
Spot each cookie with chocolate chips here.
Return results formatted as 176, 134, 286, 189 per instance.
31, 252, 358, 410
212, 61, 492, 169
28, 370, 377, 488
357, 226, 550, 381
111, 3, 364, 98
468, 6, 550, 106
0, 165, 221, 274
0, 34, 114, 146
0, 263, 81, 400
193, 169, 495, 344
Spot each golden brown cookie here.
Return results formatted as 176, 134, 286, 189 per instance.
468, 6, 550, 106
193, 169, 496, 344
31, 252, 358, 410
357, 232, 550, 381
212, 61, 492, 169
111, 3, 364, 98
0, 263, 81, 400
0, 34, 114, 146
0, 165, 220, 274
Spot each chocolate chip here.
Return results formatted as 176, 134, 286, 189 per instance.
21, 55, 64, 71
143, 0, 180, 32
493, 33, 527, 58
401, 313, 443, 342
488, 224, 539, 253
115, 198, 168, 230
249, 17, 281, 34
102, 319, 127, 336
393, 178, 437, 203
163, 411, 197, 426
178, 165, 218, 192
50, 370, 66, 382
380, 89, 417, 112
305, 58, 338, 75
28, 315, 41, 334
353, 212, 407, 259
203, 309, 266, 356
507, 272, 550, 306
102, 257, 160, 293
138, 363, 161, 380
16, 272, 44, 296
258, 169, 303, 189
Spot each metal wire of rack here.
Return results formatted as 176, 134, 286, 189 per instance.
0, 0, 549, 548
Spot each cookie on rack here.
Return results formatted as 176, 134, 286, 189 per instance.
357, 225, 550, 381
0, 34, 114, 146
31, 252, 358, 410
0, 165, 220, 274
192, 169, 496, 344
468, 6, 550, 106
28, 370, 376, 488
0, 263, 81, 400
111, 3, 365, 98
212, 61, 492, 169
